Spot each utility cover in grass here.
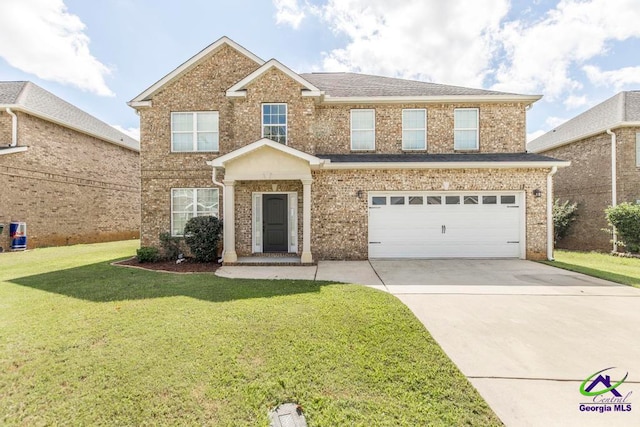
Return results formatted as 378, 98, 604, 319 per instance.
269, 403, 308, 427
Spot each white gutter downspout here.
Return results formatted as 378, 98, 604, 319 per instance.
547, 166, 558, 261
209, 164, 225, 262
6, 108, 17, 147
606, 129, 617, 252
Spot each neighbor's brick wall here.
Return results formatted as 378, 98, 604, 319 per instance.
544, 128, 640, 251
0, 112, 140, 249
310, 168, 549, 260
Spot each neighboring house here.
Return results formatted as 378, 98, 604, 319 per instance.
0, 81, 140, 249
528, 91, 640, 251
129, 36, 568, 264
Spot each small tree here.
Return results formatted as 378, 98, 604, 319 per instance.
183, 216, 223, 262
606, 203, 640, 253
553, 199, 578, 243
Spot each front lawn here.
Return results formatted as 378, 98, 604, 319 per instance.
0, 241, 500, 426
543, 250, 640, 288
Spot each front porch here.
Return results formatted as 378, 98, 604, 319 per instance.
207, 139, 323, 265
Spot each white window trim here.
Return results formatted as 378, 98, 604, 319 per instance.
252, 192, 298, 253
170, 188, 220, 237
402, 108, 427, 151
350, 109, 376, 151
454, 108, 479, 150
261, 103, 288, 145
170, 111, 219, 153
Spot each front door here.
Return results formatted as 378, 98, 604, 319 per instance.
263, 194, 288, 252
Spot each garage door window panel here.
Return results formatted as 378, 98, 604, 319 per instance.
390, 196, 405, 205
372, 196, 386, 205
409, 196, 423, 205
446, 196, 460, 205
483, 196, 497, 205
427, 196, 442, 205
501, 195, 516, 204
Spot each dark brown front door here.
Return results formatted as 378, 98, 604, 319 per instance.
263, 194, 288, 252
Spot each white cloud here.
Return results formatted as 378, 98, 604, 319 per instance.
492, 0, 640, 99
274, 0, 306, 29
583, 65, 640, 90
563, 94, 588, 109
276, 0, 640, 105
546, 116, 567, 129
111, 125, 140, 141
0, 0, 114, 96
312, 0, 510, 87
527, 130, 546, 142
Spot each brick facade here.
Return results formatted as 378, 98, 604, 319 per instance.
0, 112, 140, 249
544, 127, 640, 251
135, 40, 552, 260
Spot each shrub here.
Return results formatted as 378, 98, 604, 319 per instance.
183, 216, 223, 262
606, 203, 640, 253
553, 199, 578, 243
159, 232, 182, 260
136, 246, 159, 263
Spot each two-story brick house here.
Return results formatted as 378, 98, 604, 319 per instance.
129, 37, 567, 263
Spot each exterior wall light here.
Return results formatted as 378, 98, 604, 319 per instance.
533, 188, 542, 198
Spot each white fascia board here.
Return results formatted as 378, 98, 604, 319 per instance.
321, 160, 571, 170
129, 36, 265, 105
530, 121, 640, 153
2, 105, 140, 152
321, 94, 542, 105
209, 138, 324, 167
226, 59, 322, 97
0, 146, 28, 155
127, 100, 152, 108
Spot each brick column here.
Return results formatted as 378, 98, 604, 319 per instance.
223, 180, 237, 263
301, 178, 313, 264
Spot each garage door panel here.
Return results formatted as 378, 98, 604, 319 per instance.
368, 192, 523, 259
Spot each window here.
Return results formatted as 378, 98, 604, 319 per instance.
501, 195, 516, 204
262, 104, 287, 144
372, 196, 386, 205
171, 112, 218, 152
402, 109, 426, 150
464, 195, 479, 205
390, 196, 405, 205
427, 196, 442, 205
445, 196, 460, 205
409, 196, 424, 205
171, 188, 219, 236
636, 132, 640, 167
454, 108, 479, 150
482, 195, 497, 205
351, 109, 375, 150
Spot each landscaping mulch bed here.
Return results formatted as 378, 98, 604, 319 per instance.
115, 257, 220, 273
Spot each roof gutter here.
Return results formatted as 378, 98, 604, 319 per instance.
607, 128, 617, 252
320, 160, 571, 170
321, 94, 542, 105
6, 107, 17, 147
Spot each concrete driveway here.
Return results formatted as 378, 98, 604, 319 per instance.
371, 260, 640, 427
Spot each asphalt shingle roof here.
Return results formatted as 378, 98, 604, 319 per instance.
0, 81, 139, 151
317, 152, 564, 163
528, 91, 640, 153
300, 72, 524, 98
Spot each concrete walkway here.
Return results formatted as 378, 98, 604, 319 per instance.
216, 259, 640, 426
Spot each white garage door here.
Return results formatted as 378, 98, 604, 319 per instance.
368, 192, 524, 258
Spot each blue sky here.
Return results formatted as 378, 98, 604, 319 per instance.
1, 0, 639, 142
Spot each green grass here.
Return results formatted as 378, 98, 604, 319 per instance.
542, 250, 640, 288
0, 241, 501, 426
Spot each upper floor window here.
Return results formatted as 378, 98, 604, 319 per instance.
351, 109, 375, 151
262, 103, 287, 144
636, 132, 640, 167
454, 108, 479, 150
171, 112, 219, 152
402, 109, 427, 150
171, 188, 219, 236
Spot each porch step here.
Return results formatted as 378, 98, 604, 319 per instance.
226, 256, 315, 266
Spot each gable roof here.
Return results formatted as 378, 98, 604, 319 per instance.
528, 91, 640, 153
0, 81, 139, 151
208, 138, 323, 168
300, 72, 541, 104
226, 59, 322, 98
129, 36, 264, 106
